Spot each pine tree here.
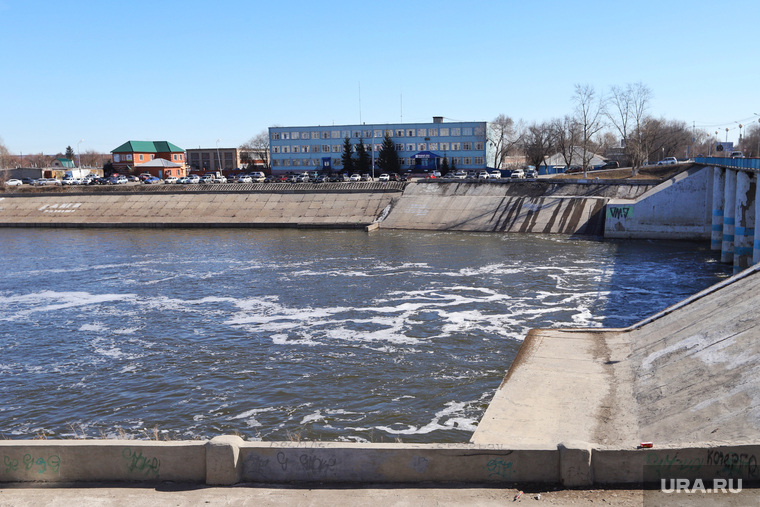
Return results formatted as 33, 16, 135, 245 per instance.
341, 137, 354, 173
355, 137, 371, 174
377, 134, 400, 174
441, 156, 450, 174
65, 146, 74, 161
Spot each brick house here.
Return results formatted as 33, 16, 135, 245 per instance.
111, 141, 186, 175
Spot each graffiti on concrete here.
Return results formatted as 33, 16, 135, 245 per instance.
607, 206, 633, 219
276, 451, 337, 476
645, 453, 702, 476
38, 203, 83, 213
706, 450, 758, 478
486, 458, 515, 479
3, 454, 61, 475
122, 448, 160, 477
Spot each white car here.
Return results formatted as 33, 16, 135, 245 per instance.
6, 178, 22, 186
185, 175, 201, 184
164, 176, 178, 184
454, 171, 467, 179
249, 172, 266, 183
510, 169, 525, 179
378, 173, 390, 182
349, 174, 361, 182
477, 171, 490, 180
489, 171, 501, 179
237, 175, 252, 183
657, 157, 678, 165
213, 175, 227, 184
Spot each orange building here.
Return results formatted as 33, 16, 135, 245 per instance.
111, 141, 186, 177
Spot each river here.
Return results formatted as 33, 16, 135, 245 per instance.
0, 228, 730, 442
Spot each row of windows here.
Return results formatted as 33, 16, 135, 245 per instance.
113, 153, 184, 163
273, 142, 484, 154
272, 126, 485, 141
272, 156, 485, 167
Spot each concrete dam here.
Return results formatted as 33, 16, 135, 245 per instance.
3, 165, 760, 487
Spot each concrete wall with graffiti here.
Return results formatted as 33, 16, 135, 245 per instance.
605, 166, 713, 239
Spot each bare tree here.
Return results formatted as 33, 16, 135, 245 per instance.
488, 114, 524, 169
523, 121, 555, 171
240, 130, 271, 172
552, 115, 580, 170
572, 84, 606, 177
606, 82, 652, 173
0, 137, 9, 169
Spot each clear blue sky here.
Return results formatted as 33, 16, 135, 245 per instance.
1, 0, 758, 155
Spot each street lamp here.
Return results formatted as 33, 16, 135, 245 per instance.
216, 138, 222, 174
726, 128, 729, 143
77, 139, 84, 168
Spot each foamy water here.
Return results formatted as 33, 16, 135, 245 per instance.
0, 229, 729, 442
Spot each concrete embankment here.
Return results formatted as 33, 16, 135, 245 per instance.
0, 183, 402, 229
379, 180, 653, 235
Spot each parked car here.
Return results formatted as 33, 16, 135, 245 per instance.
477, 171, 490, 180
730, 151, 744, 159
454, 171, 467, 179
138, 173, 153, 182
213, 175, 228, 184
349, 174, 361, 182
378, 173, 390, 182
525, 168, 538, 179
185, 175, 201, 184
21, 178, 35, 185
164, 176, 178, 184
489, 171, 502, 179
144, 176, 162, 184
360, 174, 373, 181
237, 175, 252, 183
510, 169, 525, 179
657, 157, 678, 165
249, 171, 266, 183
61, 177, 81, 185
597, 161, 620, 170
6, 179, 22, 186
389, 173, 401, 182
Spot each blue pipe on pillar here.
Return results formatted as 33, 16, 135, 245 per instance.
711, 166, 725, 251
733, 171, 755, 274
721, 170, 737, 264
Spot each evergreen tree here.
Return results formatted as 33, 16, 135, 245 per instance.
377, 134, 400, 174
441, 156, 450, 174
341, 137, 354, 173
355, 137, 371, 174
450, 159, 457, 172
65, 146, 74, 161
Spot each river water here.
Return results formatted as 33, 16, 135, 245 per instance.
0, 228, 730, 442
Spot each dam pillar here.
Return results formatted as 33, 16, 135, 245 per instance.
711, 166, 725, 251
755, 175, 760, 265
733, 171, 755, 274
721, 169, 737, 264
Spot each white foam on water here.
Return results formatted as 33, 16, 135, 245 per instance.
376, 401, 479, 435
0, 290, 136, 322
79, 322, 107, 332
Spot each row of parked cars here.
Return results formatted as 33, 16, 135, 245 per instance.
437, 168, 538, 180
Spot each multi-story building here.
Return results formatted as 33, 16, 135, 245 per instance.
269, 117, 492, 174
111, 141, 186, 176
186, 147, 242, 174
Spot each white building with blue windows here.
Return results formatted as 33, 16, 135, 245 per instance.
269, 117, 493, 174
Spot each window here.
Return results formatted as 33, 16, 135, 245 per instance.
282, 146, 290, 153
475, 142, 484, 150
395, 129, 404, 137
429, 143, 438, 150
417, 129, 426, 136
395, 143, 404, 151
272, 159, 280, 167
292, 132, 300, 140
406, 143, 415, 151
440, 128, 449, 136
272, 133, 280, 140
406, 129, 415, 137
463, 127, 473, 135
332, 145, 340, 153
312, 132, 320, 139
464, 157, 472, 165
284, 159, 291, 166
385, 129, 393, 137
429, 128, 438, 137
418, 143, 427, 151
352, 131, 361, 138
302, 145, 310, 153
282, 132, 290, 140
451, 128, 461, 136
398, 157, 405, 166
114, 154, 120, 162
374, 130, 382, 138
292, 146, 300, 153
323, 145, 330, 152
341, 130, 350, 138
138, 154, 143, 161
474, 157, 484, 164
475, 127, 485, 136
363, 130, 372, 138
293, 159, 301, 166
331, 131, 340, 139
451, 143, 460, 151
440, 142, 449, 151
273, 146, 280, 154
373, 144, 381, 152
452, 157, 461, 165
463, 142, 472, 150
126, 154, 132, 161
302, 131, 310, 139
322, 131, 330, 139
312, 145, 320, 153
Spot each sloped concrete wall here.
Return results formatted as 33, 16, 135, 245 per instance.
605, 166, 712, 239
0, 188, 398, 228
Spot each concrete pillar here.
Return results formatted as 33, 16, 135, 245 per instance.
711, 167, 725, 251
755, 175, 760, 265
733, 171, 755, 273
721, 169, 737, 264
206, 435, 244, 485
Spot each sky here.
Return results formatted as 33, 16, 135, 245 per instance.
1, 0, 759, 155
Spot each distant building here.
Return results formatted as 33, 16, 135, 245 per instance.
269, 117, 492, 174
134, 158, 186, 179
51, 158, 75, 169
111, 141, 185, 173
